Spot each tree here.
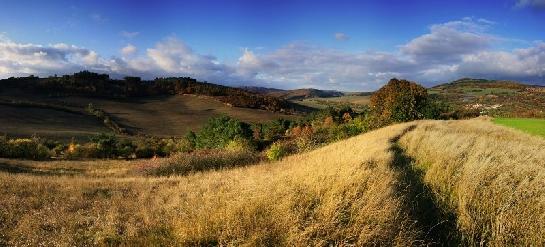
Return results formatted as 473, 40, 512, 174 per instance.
370, 78, 429, 125
195, 116, 252, 149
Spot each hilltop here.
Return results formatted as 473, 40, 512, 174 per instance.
430, 78, 545, 117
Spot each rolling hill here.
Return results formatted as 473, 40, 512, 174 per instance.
430, 78, 545, 117
0, 72, 304, 139
1, 119, 544, 245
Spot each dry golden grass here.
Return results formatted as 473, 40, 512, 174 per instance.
399, 119, 545, 246
0, 123, 425, 246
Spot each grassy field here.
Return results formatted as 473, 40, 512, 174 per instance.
493, 118, 545, 137
0, 93, 297, 139
295, 95, 371, 112
1, 119, 545, 245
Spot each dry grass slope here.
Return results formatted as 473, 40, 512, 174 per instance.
0, 123, 426, 246
399, 119, 545, 246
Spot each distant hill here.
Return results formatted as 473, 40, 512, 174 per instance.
430, 78, 545, 118
0, 71, 312, 114
0, 72, 308, 139
241, 86, 344, 100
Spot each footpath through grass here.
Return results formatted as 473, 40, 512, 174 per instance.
493, 118, 545, 137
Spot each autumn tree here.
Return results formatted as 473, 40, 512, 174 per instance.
370, 78, 429, 125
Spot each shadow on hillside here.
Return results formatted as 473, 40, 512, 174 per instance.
390, 126, 461, 246
0, 161, 83, 176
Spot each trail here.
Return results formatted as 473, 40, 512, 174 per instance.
390, 125, 461, 246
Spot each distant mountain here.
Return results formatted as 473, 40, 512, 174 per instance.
430, 78, 545, 118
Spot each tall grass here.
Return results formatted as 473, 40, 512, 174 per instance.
0, 123, 424, 246
398, 119, 545, 246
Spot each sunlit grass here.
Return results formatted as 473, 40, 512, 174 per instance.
493, 117, 545, 137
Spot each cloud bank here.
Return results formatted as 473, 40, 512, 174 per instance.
1, 18, 544, 91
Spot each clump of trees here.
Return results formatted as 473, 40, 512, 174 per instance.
370, 78, 442, 126
1, 71, 295, 113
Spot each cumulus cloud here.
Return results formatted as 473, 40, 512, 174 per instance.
1, 18, 545, 91
334, 32, 350, 41
0, 38, 107, 77
121, 44, 137, 57
401, 18, 494, 63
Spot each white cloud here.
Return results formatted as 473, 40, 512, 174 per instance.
121, 44, 137, 57
1, 18, 545, 91
120, 31, 140, 39
334, 32, 350, 41
401, 18, 494, 63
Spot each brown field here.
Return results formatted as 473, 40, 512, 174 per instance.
0, 92, 297, 139
1, 119, 544, 245
0, 104, 111, 140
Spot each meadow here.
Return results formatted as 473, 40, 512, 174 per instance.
2, 119, 545, 245
493, 117, 545, 137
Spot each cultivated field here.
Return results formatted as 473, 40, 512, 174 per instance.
295, 95, 371, 112
1, 119, 544, 245
0, 93, 296, 139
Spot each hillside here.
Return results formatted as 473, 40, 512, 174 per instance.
430, 78, 545, 117
0, 72, 304, 139
0, 91, 297, 139
1, 119, 544, 245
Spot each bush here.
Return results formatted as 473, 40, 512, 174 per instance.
142, 149, 260, 176
1, 138, 51, 160
65, 143, 101, 159
225, 138, 255, 152
195, 116, 253, 149
90, 133, 118, 158
266, 142, 288, 161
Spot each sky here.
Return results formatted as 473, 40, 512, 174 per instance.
0, 0, 544, 91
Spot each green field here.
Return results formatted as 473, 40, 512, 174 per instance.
493, 118, 545, 137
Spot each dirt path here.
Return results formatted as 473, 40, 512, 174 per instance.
390, 125, 461, 246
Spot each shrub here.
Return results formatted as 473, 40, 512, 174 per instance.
90, 133, 118, 158
225, 138, 255, 152
2, 138, 51, 160
65, 143, 101, 159
195, 116, 252, 149
134, 138, 159, 158
142, 149, 260, 176
266, 142, 290, 161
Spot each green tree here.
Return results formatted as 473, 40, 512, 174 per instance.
195, 116, 252, 149
370, 78, 430, 125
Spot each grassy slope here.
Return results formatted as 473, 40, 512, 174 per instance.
0, 104, 111, 141
0, 123, 425, 246
0, 93, 297, 138
2, 119, 545, 245
399, 119, 545, 245
493, 117, 545, 137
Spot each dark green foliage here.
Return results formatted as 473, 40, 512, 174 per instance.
195, 116, 253, 149
90, 133, 118, 158
370, 78, 439, 125
0, 136, 51, 160
1, 71, 296, 113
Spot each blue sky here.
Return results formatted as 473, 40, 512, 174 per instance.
0, 0, 544, 91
